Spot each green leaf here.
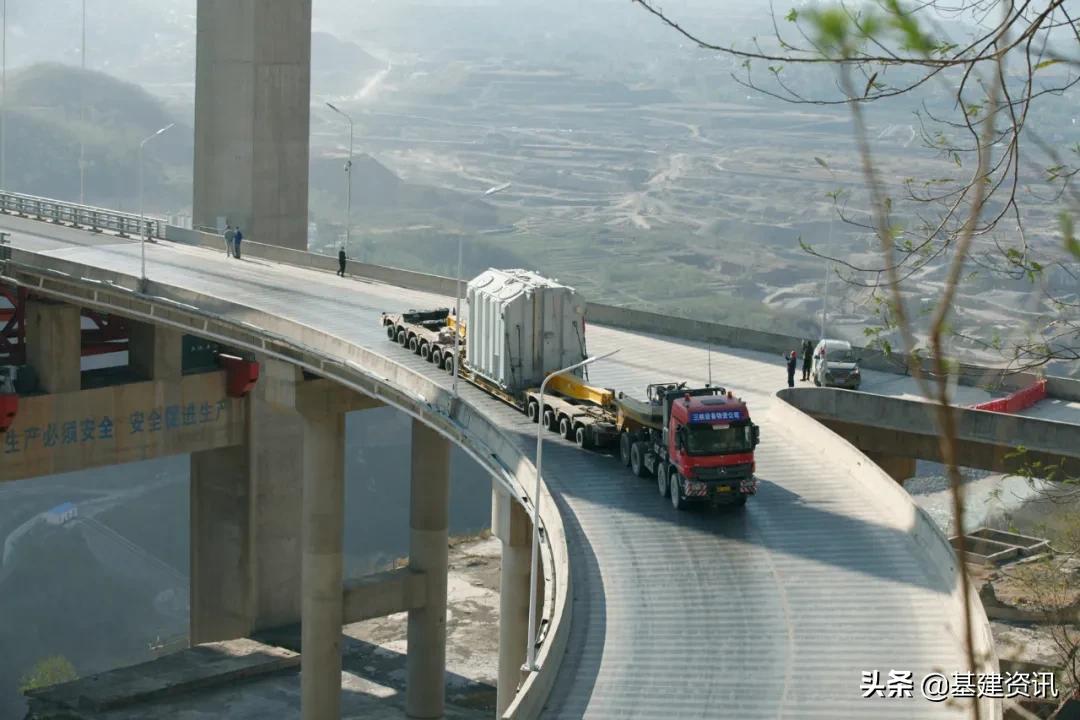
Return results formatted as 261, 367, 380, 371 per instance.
1062, 212, 1079, 258
864, 71, 879, 97
1034, 59, 1062, 72
786, 7, 798, 22
814, 156, 829, 169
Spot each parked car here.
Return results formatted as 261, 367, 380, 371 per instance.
812, 339, 861, 389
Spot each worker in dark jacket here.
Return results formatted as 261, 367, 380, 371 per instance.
338, 247, 347, 277
801, 339, 814, 381
786, 350, 797, 388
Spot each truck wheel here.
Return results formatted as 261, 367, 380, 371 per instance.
657, 462, 670, 498
559, 416, 573, 440
419, 342, 431, 361
431, 349, 443, 368
619, 433, 632, 467
630, 442, 648, 478
444, 356, 454, 375
732, 495, 748, 508
409, 336, 420, 353
396, 329, 408, 346
670, 472, 686, 510
527, 400, 540, 423
575, 425, 592, 449
543, 409, 557, 432
386, 324, 397, 340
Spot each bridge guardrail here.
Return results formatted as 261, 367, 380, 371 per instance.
0, 190, 165, 240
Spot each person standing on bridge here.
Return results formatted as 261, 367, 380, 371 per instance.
338, 246, 347, 277
223, 224, 235, 257
801, 339, 813, 382
786, 350, 797, 388
233, 227, 243, 259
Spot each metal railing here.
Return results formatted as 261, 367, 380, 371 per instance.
0, 190, 165, 240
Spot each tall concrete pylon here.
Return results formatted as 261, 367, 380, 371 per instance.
193, 0, 312, 250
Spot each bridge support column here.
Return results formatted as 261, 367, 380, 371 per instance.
190, 358, 305, 644
406, 419, 450, 719
493, 485, 531, 716
128, 321, 183, 380
296, 381, 351, 720
193, 0, 312, 250
866, 451, 917, 484
25, 298, 80, 392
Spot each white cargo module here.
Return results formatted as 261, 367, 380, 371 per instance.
466, 269, 587, 393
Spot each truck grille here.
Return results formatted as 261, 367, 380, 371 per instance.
694, 463, 751, 481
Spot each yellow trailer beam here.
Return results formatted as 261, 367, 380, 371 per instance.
546, 374, 615, 409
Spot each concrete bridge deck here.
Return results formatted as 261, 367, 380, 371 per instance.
1, 216, 1003, 719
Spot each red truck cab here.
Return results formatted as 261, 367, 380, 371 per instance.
659, 385, 760, 508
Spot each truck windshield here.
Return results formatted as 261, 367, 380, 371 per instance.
685, 423, 753, 455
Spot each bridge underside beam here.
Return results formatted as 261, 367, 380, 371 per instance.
820, 418, 1080, 478
2, 371, 244, 484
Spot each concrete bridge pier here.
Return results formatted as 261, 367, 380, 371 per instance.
25, 298, 81, 392
296, 380, 352, 720
492, 486, 531, 716
406, 419, 451, 719
190, 358, 306, 644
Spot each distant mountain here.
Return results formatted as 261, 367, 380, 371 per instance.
4, 63, 191, 210
309, 152, 498, 227
10, 63, 175, 135
312, 32, 386, 96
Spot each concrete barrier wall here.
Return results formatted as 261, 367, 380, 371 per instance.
162, 226, 1073, 403
161, 225, 1075, 402
772, 392, 1001, 720
4, 249, 569, 720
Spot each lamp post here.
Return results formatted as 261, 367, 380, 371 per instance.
79, 0, 86, 205
452, 181, 511, 398
325, 102, 354, 258
2, 0, 7, 190
525, 348, 620, 672
138, 122, 174, 290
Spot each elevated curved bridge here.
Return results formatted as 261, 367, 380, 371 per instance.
0, 212, 1000, 719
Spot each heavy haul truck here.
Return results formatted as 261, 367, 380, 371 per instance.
380, 269, 760, 508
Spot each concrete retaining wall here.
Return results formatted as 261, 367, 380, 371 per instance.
163, 225, 1074, 403
4, 249, 569, 720
773, 392, 1002, 720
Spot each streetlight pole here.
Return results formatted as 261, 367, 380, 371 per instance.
138, 122, 174, 290
2, 0, 7, 191
325, 102, 354, 258
525, 348, 619, 672
79, 0, 86, 205
452, 181, 511, 399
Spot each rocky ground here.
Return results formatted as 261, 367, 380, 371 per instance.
341, 532, 502, 717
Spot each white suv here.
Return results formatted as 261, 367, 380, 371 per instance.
812, 339, 861, 390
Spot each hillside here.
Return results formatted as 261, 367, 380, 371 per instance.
4, 63, 191, 210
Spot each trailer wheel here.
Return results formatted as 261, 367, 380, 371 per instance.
575, 425, 592, 449
657, 462, 670, 498
409, 336, 420, 353
419, 342, 431, 361
444, 356, 454, 375
619, 433, 632, 466
396, 329, 408, 346
543, 409, 557, 432
630, 442, 648, 478
527, 400, 540, 423
386, 324, 397, 340
732, 495, 748, 508
558, 416, 574, 440
431, 349, 443, 368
